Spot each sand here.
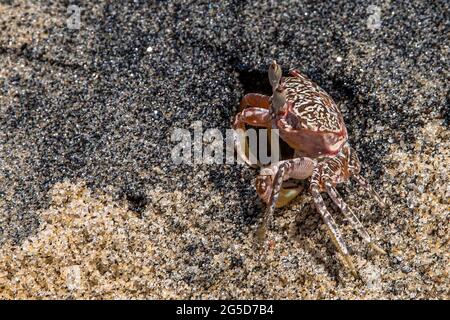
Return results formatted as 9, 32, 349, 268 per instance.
0, 0, 448, 299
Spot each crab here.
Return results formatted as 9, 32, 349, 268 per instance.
233, 61, 386, 275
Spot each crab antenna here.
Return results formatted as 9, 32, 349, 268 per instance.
268, 60, 282, 91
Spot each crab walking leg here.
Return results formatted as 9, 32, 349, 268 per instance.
353, 175, 385, 208
324, 182, 386, 255
256, 157, 315, 242
288, 69, 303, 78
256, 163, 287, 242
310, 184, 357, 276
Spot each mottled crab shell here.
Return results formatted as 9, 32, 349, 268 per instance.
275, 74, 348, 158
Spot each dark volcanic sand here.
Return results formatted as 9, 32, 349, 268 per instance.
0, 1, 448, 298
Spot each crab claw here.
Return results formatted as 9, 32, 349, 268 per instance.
268, 60, 282, 90
233, 128, 260, 167
256, 171, 303, 208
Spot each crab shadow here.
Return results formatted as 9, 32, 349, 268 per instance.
289, 181, 389, 279
288, 196, 347, 280
237, 68, 272, 96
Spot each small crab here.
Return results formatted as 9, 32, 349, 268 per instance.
233, 61, 386, 275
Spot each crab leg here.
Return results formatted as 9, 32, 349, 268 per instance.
346, 146, 385, 208
289, 69, 303, 78
256, 162, 287, 242
353, 175, 385, 208
324, 182, 386, 254
256, 158, 315, 241
310, 182, 357, 276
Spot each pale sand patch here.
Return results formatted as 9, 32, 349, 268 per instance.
0, 120, 448, 299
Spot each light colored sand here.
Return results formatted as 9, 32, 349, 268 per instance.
0, 120, 448, 299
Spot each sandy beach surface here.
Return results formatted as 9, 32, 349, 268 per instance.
0, 1, 448, 298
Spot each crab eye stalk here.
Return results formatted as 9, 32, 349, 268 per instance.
271, 83, 286, 113
268, 60, 282, 90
